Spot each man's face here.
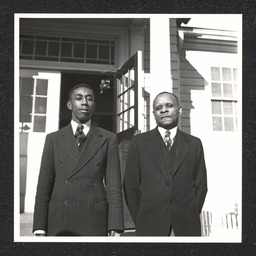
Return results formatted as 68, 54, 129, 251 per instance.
153, 93, 181, 129
67, 87, 95, 124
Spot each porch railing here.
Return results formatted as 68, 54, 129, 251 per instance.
200, 210, 239, 236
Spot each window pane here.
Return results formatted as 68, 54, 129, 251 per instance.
223, 83, 233, 97
21, 40, 34, 55
130, 108, 134, 127
233, 68, 237, 81
130, 87, 135, 106
63, 38, 84, 43
224, 117, 234, 131
119, 95, 123, 112
124, 111, 128, 130
33, 116, 46, 132
86, 44, 97, 59
35, 97, 47, 114
61, 42, 72, 57
222, 68, 232, 81
36, 79, 48, 95
211, 101, 222, 115
21, 78, 34, 96
234, 83, 238, 98
211, 67, 220, 80
212, 116, 222, 131
124, 92, 128, 109
48, 42, 59, 56
20, 113, 31, 123
223, 101, 233, 115
234, 102, 238, 115
99, 45, 109, 59
20, 96, 33, 113
35, 41, 47, 55
211, 83, 221, 97
119, 115, 123, 132
74, 43, 85, 58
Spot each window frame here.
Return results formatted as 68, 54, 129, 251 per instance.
20, 77, 48, 133
210, 66, 238, 132
20, 35, 116, 66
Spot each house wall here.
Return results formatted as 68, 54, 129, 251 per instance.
179, 47, 241, 217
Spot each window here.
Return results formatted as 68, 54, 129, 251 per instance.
20, 35, 115, 65
211, 67, 238, 131
20, 78, 48, 132
117, 68, 136, 132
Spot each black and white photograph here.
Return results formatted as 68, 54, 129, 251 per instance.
14, 14, 242, 243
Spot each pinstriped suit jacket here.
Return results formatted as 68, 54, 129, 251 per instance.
33, 124, 124, 236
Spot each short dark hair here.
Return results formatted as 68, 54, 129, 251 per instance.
153, 91, 180, 108
67, 84, 94, 101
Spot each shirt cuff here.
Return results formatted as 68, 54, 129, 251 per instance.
34, 230, 46, 235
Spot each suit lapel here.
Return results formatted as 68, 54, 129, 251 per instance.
67, 126, 107, 179
57, 124, 80, 161
173, 130, 190, 176
144, 128, 169, 181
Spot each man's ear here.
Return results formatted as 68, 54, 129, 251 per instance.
179, 106, 182, 115
66, 101, 72, 110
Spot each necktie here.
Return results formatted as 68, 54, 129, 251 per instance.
164, 130, 172, 151
75, 125, 87, 151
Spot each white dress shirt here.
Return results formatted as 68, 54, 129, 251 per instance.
158, 126, 178, 144
71, 119, 91, 136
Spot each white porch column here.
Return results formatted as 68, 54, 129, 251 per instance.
150, 17, 172, 128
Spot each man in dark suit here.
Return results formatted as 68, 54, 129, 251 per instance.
123, 92, 207, 236
33, 84, 124, 236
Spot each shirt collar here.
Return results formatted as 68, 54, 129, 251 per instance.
158, 126, 178, 142
71, 119, 91, 135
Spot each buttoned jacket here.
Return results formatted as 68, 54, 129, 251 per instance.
33, 124, 124, 236
124, 128, 207, 236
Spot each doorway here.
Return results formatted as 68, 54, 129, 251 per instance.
59, 72, 115, 132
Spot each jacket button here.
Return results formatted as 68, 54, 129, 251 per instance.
88, 202, 93, 207
65, 180, 70, 184
60, 159, 63, 163
65, 200, 70, 205
96, 162, 100, 167
88, 181, 94, 186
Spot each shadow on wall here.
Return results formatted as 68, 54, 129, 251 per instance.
179, 48, 207, 135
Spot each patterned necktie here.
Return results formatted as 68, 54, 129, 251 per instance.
164, 130, 172, 151
75, 125, 87, 150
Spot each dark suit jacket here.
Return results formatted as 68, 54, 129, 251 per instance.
123, 128, 207, 236
33, 124, 124, 236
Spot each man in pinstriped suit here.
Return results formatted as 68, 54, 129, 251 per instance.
33, 84, 124, 236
